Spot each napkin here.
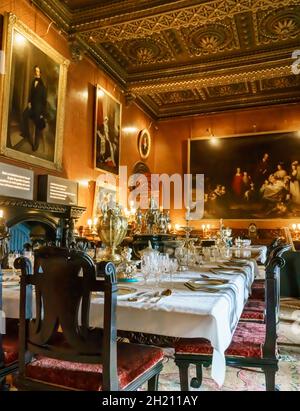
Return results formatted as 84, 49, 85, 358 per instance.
184, 281, 222, 292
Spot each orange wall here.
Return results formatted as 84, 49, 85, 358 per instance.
0, 0, 154, 226
154, 104, 300, 230
1, 1, 300, 232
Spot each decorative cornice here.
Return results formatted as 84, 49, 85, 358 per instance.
129, 64, 294, 94
31, 0, 72, 33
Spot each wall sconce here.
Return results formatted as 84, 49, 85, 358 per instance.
122, 127, 138, 134
207, 128, 219, 146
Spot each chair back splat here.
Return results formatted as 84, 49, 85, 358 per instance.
263, 244, 291, 358
15, 247, 119, 391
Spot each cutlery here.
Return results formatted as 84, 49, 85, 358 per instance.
127, 291, 157, 302
150, 289, 172, 303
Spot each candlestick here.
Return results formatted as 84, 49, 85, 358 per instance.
87, 219, 92, 230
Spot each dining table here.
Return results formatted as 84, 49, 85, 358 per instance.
1, 259, 257, 387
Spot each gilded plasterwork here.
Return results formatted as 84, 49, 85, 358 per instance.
32, 0, 300, 118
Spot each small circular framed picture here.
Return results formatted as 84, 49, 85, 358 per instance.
138, 129, 151, 160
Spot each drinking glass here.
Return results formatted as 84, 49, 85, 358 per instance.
169, 258, 178, 289
141, 255, 151, 286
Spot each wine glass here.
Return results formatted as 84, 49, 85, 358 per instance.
169, 258, 178, 289
141, 255, 151, 286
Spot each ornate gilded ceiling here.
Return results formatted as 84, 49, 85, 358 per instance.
33, 0, 300, 119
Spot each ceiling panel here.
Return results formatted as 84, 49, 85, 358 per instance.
33, 0, 300, 119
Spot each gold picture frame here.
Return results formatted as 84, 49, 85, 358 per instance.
0, 13, 69, 170
94, 85, 122, 175
188, 129, 300, 220
138, 128, 151, 160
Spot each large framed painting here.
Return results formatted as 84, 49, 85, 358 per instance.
94, 85, 121, 175
0, 13, 69, 170
93, 180, 118, 218
188, 131, 300, 219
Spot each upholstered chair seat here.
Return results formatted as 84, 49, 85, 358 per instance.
2, 319, 19, 366
175, 322, 266, 359
240, 299, 265, 322
250, 279, 265, 301
25, 342, 164, 390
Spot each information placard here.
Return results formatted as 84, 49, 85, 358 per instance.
0, 162, 34, 200
38, 175, 78, 205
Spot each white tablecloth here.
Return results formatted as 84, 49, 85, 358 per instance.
230, 245, 267, 264
2, 262, 255, 387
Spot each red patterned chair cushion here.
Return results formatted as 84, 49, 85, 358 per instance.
250, 280, 265, 301
240, 299, 265, 321
25, 342, 163, 390
175, 322, 266, 359
2, 319, 19, 365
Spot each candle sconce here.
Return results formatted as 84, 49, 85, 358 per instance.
201, 224, 212, 239
291, 224, 300, 241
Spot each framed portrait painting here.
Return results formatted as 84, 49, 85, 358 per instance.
188, 130, 300, 219
94, 85, 121, 175
0, 13, 69, 170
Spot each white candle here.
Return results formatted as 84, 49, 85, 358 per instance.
87, 219, 92, 229
297, 224, 300, 231
292, 224, 297, 231
0, 210, 3, 219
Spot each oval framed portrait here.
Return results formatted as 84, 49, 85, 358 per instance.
138, 129, 151, 160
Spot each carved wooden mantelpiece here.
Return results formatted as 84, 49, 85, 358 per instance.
0, 195, 86, 247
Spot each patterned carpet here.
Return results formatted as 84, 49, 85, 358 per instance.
157, 305, 300, 391
157, 346, 300, 391
7, 306, 300, 391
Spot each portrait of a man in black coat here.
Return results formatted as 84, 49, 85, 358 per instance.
22, 65, 47, 152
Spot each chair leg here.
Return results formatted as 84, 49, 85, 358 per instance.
191, 364, 203, 389
264, 366, 277, 391
0, 376, 9, 391
177, 362, 190, 391
148, 374, 159, 391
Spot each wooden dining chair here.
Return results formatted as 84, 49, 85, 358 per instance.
174, 244, 291, 391
15, 246, 164, 391
250, 237, 284, 301
0, 268, 19, 390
